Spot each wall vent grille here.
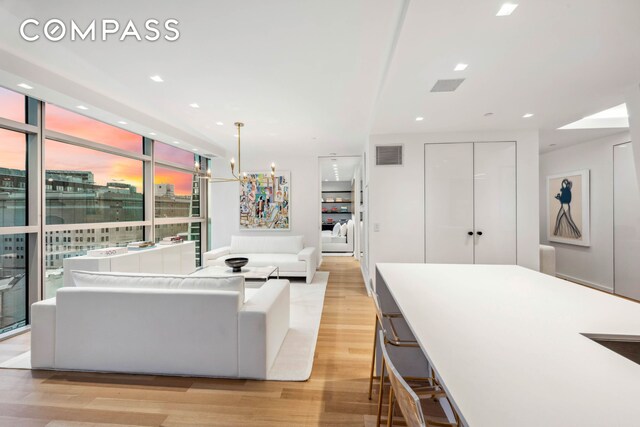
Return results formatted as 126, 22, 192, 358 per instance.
376, 145, 403, 166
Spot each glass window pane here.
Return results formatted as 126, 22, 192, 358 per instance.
155, 141, 195, 168
0, 233, 27, 335
155, 222, 202, 267
0, 86, 25, 123
44, 226, 144, 298
45, 139, 144, 224
45, 104, 142, 153
155, 166, 200, 218
0, 128, 27, 227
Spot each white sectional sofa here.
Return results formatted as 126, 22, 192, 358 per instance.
31, 270, 290, 379
204, 235, 317, 283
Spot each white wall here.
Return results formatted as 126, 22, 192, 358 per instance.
209, 153, 321, 264
539, 131, 631, 291
368, 130, 540, 286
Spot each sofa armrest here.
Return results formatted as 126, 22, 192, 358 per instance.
298, 246, 317, 284
31, 298, 57, 369
238, 279, 290, 379
203, 246, 231, 264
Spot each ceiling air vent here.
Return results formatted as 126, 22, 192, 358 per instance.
430, 78, 465, 92
376, 145, 403, 166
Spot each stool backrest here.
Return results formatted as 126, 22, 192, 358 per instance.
379, 331, 426, 427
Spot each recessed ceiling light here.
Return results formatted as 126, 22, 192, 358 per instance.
118, 120, 128, 125
192, 148, 198, 151
17, 83, 33, 89
189, 103, 200, 108
522, 113, 534, 118
415, 116, 424, 121
497, 3, 518, 16
76, 105, 88, 110
216, 122, 224, 126
234, 134, 239, 138
149, 132, 156, 136
173, 141, 180, 145
454, 63, 468, 71
150, 75, 164, 82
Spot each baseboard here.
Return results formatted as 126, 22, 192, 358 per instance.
556, 273, 613, 293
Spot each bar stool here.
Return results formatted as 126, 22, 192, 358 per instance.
368, 289, 418, 395
369, 290, 425, 426
380, 330, 459, 427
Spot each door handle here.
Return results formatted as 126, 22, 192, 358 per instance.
476, 231, 483, 236
467, 231, 474, 236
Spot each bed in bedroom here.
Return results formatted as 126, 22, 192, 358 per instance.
322, 220, 354, 253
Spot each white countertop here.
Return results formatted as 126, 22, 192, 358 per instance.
376, 263, 640, 427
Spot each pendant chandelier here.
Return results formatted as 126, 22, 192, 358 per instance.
195, 122, 275, 184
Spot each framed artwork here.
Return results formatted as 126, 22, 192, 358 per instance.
239, 171, 290, 230
547, 169, 590, 246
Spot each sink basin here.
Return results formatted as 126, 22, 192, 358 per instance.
583, 334, 640, 366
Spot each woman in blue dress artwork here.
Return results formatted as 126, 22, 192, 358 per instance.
553, 178, 582, 239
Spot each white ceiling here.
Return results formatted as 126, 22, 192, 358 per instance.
0, 0, 406, 157
320, 156, 361, 181
372, 0, 640, 148
1, 0, 639, 157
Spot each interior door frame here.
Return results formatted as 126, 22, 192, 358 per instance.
612, 140, 636, 299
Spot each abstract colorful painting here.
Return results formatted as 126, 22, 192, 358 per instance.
240, 171, 290, 230
547, 169, 590, 246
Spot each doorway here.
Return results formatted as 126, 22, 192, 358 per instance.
318, 156, 362, 257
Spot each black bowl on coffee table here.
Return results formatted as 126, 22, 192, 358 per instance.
225, 257, 249, 273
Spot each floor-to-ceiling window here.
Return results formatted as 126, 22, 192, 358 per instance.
0, 86, 211, 332
43, 105, 149, 298
0, 87, 37, 337
154, 142, 207, 266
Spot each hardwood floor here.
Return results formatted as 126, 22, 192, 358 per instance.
0, 257, 380, 426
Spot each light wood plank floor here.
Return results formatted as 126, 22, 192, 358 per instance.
0, 257, 379, 426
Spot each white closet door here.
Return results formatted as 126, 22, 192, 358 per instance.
425, 143, 474, 263
614, 143, 640, 301
473, 142, 517, 264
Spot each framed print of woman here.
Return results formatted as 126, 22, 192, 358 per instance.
547, 170, 590, 247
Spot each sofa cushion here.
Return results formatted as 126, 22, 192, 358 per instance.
71, 271, 244, 295
72, 270, 183, 289
230, 235, 304, 254
211, 253, 306, 272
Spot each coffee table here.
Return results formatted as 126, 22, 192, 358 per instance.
191, 265, 279, 282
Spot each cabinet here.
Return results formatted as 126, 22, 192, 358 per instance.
62, 241, 196, 286
424, 142, 516, 264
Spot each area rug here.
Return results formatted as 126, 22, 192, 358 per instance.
0, 272, 329, 381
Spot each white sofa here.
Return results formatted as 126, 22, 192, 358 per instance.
31, 270, 290, 379
322, 219, 354, 253
204, 235, 317, 283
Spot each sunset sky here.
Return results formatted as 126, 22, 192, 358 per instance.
1, 87, 195, 196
